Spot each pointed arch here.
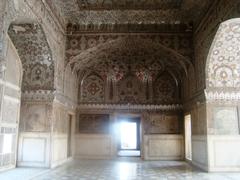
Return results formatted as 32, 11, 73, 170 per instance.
205, 18, 240, 90
8, 23, 54, 91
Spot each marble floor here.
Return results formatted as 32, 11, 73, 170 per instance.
1, 159, 240, 180
0, 167, 48, 180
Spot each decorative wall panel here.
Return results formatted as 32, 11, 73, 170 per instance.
81, 74, 105, 103
8, 24, 54, 91
193, 0, 240, 93
143, 135, 184, 160
207, 19, 240, 88
20, 104, 51, 132
78, 114, 110, 134
49, 0, 212, 30
154, 73, 178, 104
212, 107, 239, 135
144, 113, 180, 134
72, 34, 192, 105
66, 34, 192, 65
117, 73, 145, 104
76, 0, 182, 10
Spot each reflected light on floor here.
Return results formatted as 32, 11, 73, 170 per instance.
118, 162, 137, 180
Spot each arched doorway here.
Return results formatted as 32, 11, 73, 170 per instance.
204, 18, 240, 172
0, 23, 55, 169
0, 35, 23, 170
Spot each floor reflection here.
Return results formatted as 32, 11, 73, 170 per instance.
32, 158, 240, 180
118, 161, 137, 180
1, 158, 240, 180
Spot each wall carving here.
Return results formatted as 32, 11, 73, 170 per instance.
143, 113, 180, 134
77, 104, 183, 112
212, 107, 239, 135
8, 24, 54, 91
154, 73, 178, 104
193, 0, 240, 94
70, 34, 190, 105
205, 90, 240, 102
79, 70, 180, 105
49, 0, 211, 30
81, 74, 105, 103
76, 0, 182, 10
66, 34, 192, 66
117, 73, 145, 104
0, 0, 75, 170
78, 114, 110, 134
207, 19, 240, 89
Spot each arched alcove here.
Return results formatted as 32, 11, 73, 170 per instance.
8, 24, 54, 91
1, 22, 55, 168
206, 18, 240, 90
202, 18, 240, 172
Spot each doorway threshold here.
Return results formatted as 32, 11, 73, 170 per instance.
118, 150, 141, 157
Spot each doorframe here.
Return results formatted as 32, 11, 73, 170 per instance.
115, 113, 142, 157
184, 113, 192, 161
118, 118, 141, 151
67, 112, 75, 159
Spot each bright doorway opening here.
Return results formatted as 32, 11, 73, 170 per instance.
120, 121, 137, 150
184, 114, 192, 161
118, 118, 140, 157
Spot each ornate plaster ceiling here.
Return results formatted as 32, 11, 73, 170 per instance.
76, 0, 183, 10
46, 0, 213, 32
67, 36, 193, 82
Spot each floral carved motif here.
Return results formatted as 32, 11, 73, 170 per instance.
207, 19, 240, 88
8, 24, 54, 91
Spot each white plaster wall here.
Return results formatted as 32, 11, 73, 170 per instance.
51, 134, 68, 168
208, 135, 240, 172
0, 36, 22, 170
143, 134, 184, 160
74, 134, 113, 159
191, 135, 208, 171
17, 133, 50, 168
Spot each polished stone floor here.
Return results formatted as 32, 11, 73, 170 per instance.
33, 159, 240, 180
1, 159, 240, 180
0, 167, 48, 180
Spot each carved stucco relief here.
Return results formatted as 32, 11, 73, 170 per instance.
81, 74, 105, 103
8, 24, 54, 91
193, 0, 240, 93
143, 112, 180, 134
207, 19, 240, 89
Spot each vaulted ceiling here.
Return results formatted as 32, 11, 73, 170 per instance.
45, 0, 209, 89
46, 0, 213, 32
67, 35, 193, 83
